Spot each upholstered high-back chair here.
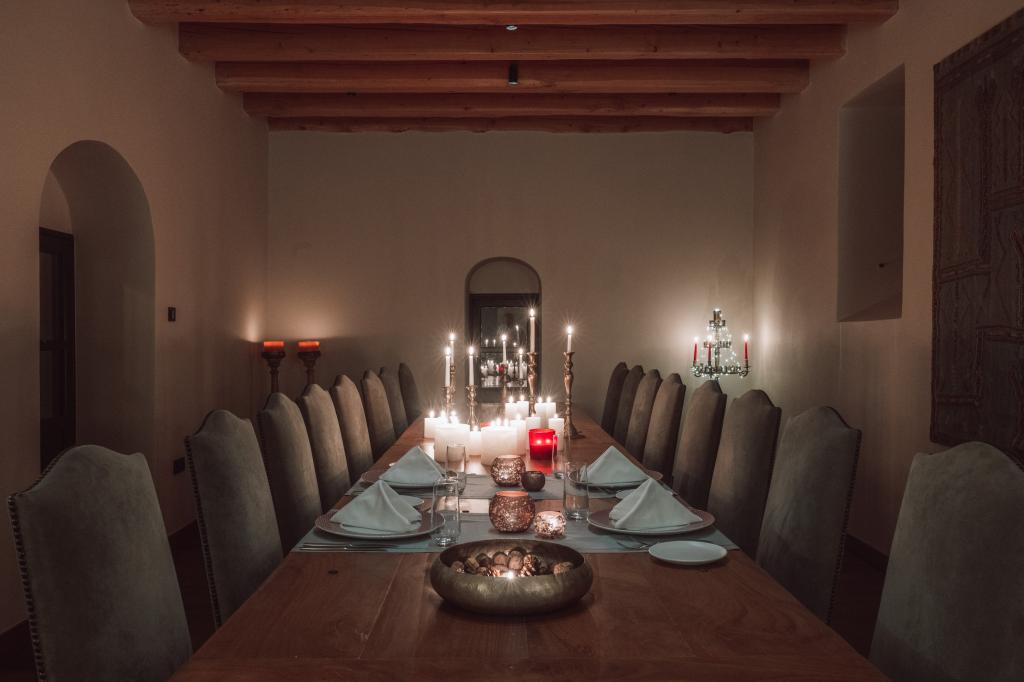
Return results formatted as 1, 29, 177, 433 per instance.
671, 380, 727, 508
331, 374, 375, 482
256, 393, 322, 551
185, 410, 283, 627
600, 362, 629, 433
612, 365, 645, 443
398, 362, 424, 422
706, 390, 781, 557
8, 445, 191, 681
379, 366, 410, 435
641, 374, 686, 480
362, 370, 397, 458
297, 384, 351, 512
624, 370, 663, 458
756, 406, 860, 622
871, 443, 1024, 682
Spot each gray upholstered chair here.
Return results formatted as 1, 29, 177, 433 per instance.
297, 384, 351, 512
612, 365, 644, 443
362, 369, 397, 458
379, 366, 410, 435
8, 445, 191, 681
600, 362, 629, 433
756, 406, 861, 622
624, 369, 663, 458
706, 390, 781, 557
871, 443, 1024, 682
641, 374, 686, 480
185, 410, 283, 627
671, 380, 727, 508
399, 362, 424, 422
331, 374, 375, 482
256, 393, 322, 551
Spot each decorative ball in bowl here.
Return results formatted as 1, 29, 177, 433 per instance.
430, 540, 593, 616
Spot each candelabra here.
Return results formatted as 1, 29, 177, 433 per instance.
466, 385, 478, 428
500, 367, 509, 415
260, 345, 286, 394
692, 308, 750, 380
562, 351, 583, 439
526, 351, 538, 416
297, 348, 321, 386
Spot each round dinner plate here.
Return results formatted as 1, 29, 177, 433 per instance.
314, 510, 442, 539
649, 541, 727, 566
586, 507, 715, 536
361, 468, 438, 490
570, 469, 663, 490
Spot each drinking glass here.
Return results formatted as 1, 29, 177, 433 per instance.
563, 461, 589, 521
430, 476, 461, 547
445, 444, 467, 493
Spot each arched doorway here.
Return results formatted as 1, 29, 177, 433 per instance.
465, 258, 541, 405
38, 141, 155, 467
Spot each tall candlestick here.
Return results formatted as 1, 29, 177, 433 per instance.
744, 334, 749, 362
501, 334, 508, 363
566, 325, 573, 353
693, 337, 699, 367
563, 351, 582, 439
297, 340, 321, 386
529, 308, 536, 352
260, 341, 286, 394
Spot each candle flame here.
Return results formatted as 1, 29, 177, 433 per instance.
529, 308, 536, 317
449, 332, 456, 342
445, 346, 452, 356
566, 325, 574, 334
501, 334, 507, 342
468, 345, 476, 354
744, 334, 750, 341
429, 410, 435, 418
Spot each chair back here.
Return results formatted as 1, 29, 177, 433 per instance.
362, 370, 397, 458
600, 362, 628, 433
297, 384, 351, 512
871, 443, 1024, 682
612, 365, 645, 443
379, 366, 410, 435
398, 363, 424, 421
624, 370, 663, 457
331, 374, 375, 482
257, 393, 321, 550
756, 406, 860, 622
672, 380, 727, 508
642, 375, 686, 480
8, 445, 191, 681
185, 410, 283, 626
707, 390, 781, 557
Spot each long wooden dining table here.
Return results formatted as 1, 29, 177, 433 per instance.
173, 412, 885, 680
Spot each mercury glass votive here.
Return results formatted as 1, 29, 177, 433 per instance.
533, 511, 566, 539
489, 491, 536, 533
521, 470, 545, 492
491, 456, 526, 487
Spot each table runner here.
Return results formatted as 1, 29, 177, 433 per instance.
295, 513, 738, 554
346, 473, 661, 501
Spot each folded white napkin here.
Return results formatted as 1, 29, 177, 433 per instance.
609, 479, 702, 530
380, 446, 444, 486
331, 481, 421, 533
586, 447, 648, 485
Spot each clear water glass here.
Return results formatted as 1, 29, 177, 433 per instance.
430, 476, 461, 546
552, 432, 569, 479
445, 444, 467, 493
563, 461, 589, 521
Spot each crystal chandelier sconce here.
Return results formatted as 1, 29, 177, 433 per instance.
692, 308, 750, 380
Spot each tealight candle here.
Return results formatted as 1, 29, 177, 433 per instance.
533, 510, 566, 539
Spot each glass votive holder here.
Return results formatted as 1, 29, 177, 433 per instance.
488, 491, 536, 533
533, 510, 566, 539
521, 470, 545, 492
490, 456, 526, 487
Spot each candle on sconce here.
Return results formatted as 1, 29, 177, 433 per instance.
744, 334, 750, 362
707, 337, 712, 366
566, 325, 574, 353
501, 334, 508, 364
529, 308, 536, 352
693, 337, 699, 367
444, 346, 452, 387
468, 346, 476, 384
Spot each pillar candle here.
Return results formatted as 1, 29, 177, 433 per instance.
481, 424, 516, 465
468, 427, 482, 457
525, 415, 541, 436
548, 417, 565, 451
529, 308, 536, 352
506, 398, 518, 420
424, 411, 441, 439
516, 397, 530, 419
511, 417, 527, 454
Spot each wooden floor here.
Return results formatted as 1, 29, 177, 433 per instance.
0, 523, 885, 680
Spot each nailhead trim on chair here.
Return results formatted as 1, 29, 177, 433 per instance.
185, 413, 226, 629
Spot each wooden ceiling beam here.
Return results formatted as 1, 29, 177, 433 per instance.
268, 116, 754, 134
181, 24, 846, 62
131, 1, 898, 26
244, 92, 780, 118
216, 60, 809, 94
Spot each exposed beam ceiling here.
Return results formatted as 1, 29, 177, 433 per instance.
129, 1, 899, 133
130, 1, 899, 26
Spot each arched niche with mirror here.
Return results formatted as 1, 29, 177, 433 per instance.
466, 258, 540, 405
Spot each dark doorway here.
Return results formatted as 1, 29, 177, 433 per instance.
40, 228, 75, 469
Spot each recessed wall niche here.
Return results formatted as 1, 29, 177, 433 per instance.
837, 66, 906, 322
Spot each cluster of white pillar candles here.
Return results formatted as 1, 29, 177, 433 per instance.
423, 401, 565, 466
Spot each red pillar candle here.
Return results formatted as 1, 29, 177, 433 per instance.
744, 335, 749, 362
298, 340, 320, 352
528, 428, 557, 460
693, 338, 698, 367
262, 340, 285, 352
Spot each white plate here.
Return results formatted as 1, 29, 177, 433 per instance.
586, 507, 715, 536
314, 510, 442, 539
570, 469, 663, 490
649, 541, 727, 566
